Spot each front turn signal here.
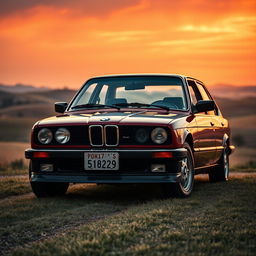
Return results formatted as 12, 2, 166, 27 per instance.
153, 152, 173, 158
33, 152, 49, 158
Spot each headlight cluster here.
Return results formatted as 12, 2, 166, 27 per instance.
135, 128, 149, 144
135, 127, 168, 144
37, 128, 70, 144
151, 127, 167, 144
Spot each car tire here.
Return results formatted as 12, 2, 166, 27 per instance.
163, 142, 195, 197
209, 144, 229, 182
30, 181, 69, 198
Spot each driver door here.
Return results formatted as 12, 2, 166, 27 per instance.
187, 80, 216, 168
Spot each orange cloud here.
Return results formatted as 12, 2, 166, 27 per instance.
0, 0, 140, 17
0, 0, 255, 88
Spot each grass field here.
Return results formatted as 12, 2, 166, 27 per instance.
0, 142, 29, 163
229, 147, 256, 168
0, 176, 30, 198
0, 118, 36, 142
229, 114, 256, 148
0, 172, 255, 256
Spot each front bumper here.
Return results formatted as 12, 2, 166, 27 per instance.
25, 148, 187, 184
30, 173, 181, 183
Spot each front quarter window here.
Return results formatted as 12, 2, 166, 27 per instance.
72, 83, 97, 106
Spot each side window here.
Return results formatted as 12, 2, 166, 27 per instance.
196, 82, 217, 115
187, 80, 202, 105
188, 86, 197, 105
196, 83, 210, 100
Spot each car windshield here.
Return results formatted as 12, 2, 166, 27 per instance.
69, 76, 187, 111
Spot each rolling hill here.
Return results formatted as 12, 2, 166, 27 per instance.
0, 84, 255, 148
1, 86, 255, 118
0, 88, 76, 116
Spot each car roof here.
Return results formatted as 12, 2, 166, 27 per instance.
90, 73, 185, 79
87, 74, 204, 85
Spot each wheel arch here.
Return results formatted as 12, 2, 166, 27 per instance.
223, 133, 230, 146
223, 133, 233, 155
184, 133, 194, 152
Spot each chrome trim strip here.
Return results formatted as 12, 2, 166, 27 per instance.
194, 146, 224, 152
26, 148, 187, 152
89, 125, 104, 147
195, 163, 218, 170
104, 125, 119, 146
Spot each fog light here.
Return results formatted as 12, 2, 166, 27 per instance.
151, 164, 166, 172
40, 164, 53, 172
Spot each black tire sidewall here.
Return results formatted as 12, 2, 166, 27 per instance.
178, 142, 195, 197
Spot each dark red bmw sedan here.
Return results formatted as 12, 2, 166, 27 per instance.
25, 74, 235, 197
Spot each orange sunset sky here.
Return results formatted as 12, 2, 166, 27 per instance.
0, 0, 255, 89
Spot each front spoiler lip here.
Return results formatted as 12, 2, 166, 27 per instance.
30, 173, 182, 183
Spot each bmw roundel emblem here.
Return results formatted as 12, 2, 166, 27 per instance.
100, 118, 110, 121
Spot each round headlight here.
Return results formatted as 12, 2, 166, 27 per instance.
151, 127, 167, 144
135, 128, 149, 144
55, 128, 70, 144
38, 128, 53, 144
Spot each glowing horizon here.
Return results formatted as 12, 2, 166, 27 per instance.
0, 0, 255, 89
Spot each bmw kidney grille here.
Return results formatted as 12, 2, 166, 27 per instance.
89, 125, 119, 146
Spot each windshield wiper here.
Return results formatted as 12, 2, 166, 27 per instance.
113, 102, 170, 111
71, 104, 120, 110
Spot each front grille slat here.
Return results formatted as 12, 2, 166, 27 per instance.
89, 125, 104, 146
105, 125, 119, 146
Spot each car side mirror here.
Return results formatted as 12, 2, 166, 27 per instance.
55, 102, 68, 113
195, 100, 215, 113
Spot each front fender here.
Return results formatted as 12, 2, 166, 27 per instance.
223, 133, 235, 155
173, 128, 194, 148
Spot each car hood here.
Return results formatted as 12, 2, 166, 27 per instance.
37, 110, 185, 127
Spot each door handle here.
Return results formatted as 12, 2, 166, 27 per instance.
210, 122, 214, 126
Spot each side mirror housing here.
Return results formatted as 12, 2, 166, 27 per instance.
195, 100, 215, 113
55, 102, 68, 113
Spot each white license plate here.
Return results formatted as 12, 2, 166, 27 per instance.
84, 152, 119, 170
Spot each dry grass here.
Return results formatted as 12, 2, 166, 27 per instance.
0, 173, 254, 256
0, 176, 30, 199
230, 147, 256, 168
0, 142, 29, 163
